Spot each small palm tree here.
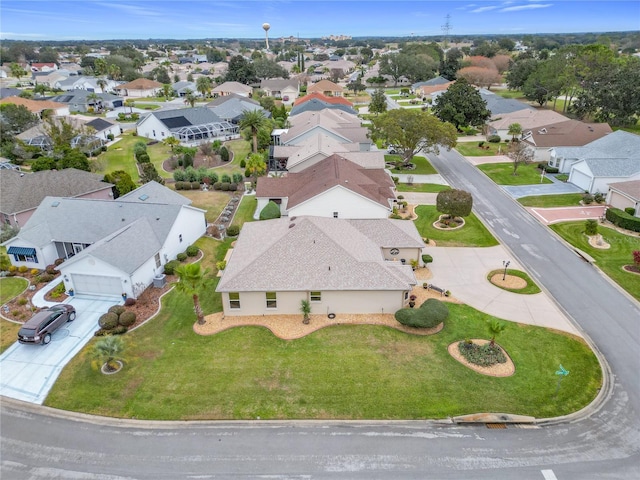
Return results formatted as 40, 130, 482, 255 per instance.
161, 83, 173, 101
507, 123, 522, 142
163, 136, 180, 153
183, 89, 196, 108
300, 299, 311, 325
239, 109, 266, 153
92, 336, 125, 372
173, 263, 212, 325
487, 319, 507, 347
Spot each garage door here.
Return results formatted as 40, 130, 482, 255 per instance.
570, 170, 592, 192
71, 274, 121, 296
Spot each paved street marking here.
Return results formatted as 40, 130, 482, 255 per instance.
541, 469, 558, 480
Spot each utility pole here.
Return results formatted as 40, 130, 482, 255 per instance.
441, 14, 452, 50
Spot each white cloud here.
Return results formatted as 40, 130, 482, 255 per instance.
500, 3, 553, 12
0, 31, 46, 38
471, 6, 499, 13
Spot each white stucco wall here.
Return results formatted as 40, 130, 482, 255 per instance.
136, 115, 170, 140
288, 186, 390, 219
59, 255, 128, 295
161, 206, 207, 260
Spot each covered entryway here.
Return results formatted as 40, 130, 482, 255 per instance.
71, 273, 121, 296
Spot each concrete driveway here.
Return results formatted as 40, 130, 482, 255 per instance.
0, 295, 120, 404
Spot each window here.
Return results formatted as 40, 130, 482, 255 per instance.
179, 234, 183, 243
155, 253, 161, 268
310, 291, 321, 302
266, 291, 277, 309
229, 292, 240, 309
333, 212, 338, 218
14, 253, 38, 263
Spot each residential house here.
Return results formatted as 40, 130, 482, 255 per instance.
172, 81, 200, 97
114, 78, 163, 98
260, 78, 300, 105
606, 180, 640, 217
56, 76, 119, 93
307, 79, 344, 97
0, 96, 69, 117
521, 120, 613, 162
48, 90, 124, 112
487, 108, 569, 141
17, 115, 118, 151
412, 76, 453, 100
256, 154, 396, 219
216, 216, 425, 317
212, 81, 253, 97
479, 88, 536, 116
289, 92, 357, 116
206, 94, 267, 124
0, 87, 22, 99
0, 168, 113, 228
30, 63, 58, 73
136, 106, 238, 145
3, 182, 206, 299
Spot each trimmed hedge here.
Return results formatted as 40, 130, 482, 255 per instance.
109, 305, 126, 316
395, 298, 449, 328
259, 200, 281, 220
118, 311, 136, 327
226, 224, 240, 237
186, 245, 199, 257
163, 260, 181, 275
606, 207, 640, 233
98, 312, 119, 330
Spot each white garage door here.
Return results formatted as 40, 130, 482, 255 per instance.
570, 170, 592, 192
71, 274, 122, 296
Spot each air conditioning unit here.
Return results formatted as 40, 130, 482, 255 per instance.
153, 274, 166, 288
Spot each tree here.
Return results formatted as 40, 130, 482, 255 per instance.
487, 319, 507, 347
91, 336, 125, 372
259, 200, 281, 220
379, 53, 410, 86
183, 89, 197, 108
300, 299, 311, 325
368, 88, 387, 115
173, 263, 211, 325
346, 77, 366, 95
163, 136, 180, 153
239, 110, 267, 153
161, 84, 173, 101
253, 58, 289, 79
507, 123, 522, 141
139, 163, 164, 184
245, 152, 267, 184
507, 140, 534, 175
96, 77, 108, 93
0, 104, 39, 137
9, 63, 27, 83
505, 57, 539, 90
432, 77, 491, 131
370, 109, 457, 163
439, 47, 463, 80
225, 55, 258, 84
104, 170, 136, 198
456, 66, 502, 89
87, 92, 102, 113
33, 83, 48, 97
436, 189, 473, 219
196, 76, 212, 98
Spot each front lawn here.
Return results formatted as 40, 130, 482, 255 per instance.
388, 155, 438, 175
0, 277, 29, 353
396, 183, 451, 193
456, 141, 509, 157
45, 293, 601, 420
549, 222, 640, 301
98, 134, 172, 182
232, 195, 257, 226
518, 193, 585, 208
477, 162, 553, 185
414, 205, 499, 247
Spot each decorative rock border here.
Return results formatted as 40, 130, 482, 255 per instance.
101, 360, 123, 375
447, 340, 515, 377
432, 215, 465, 231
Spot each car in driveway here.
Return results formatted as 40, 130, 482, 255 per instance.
17, 304, 77, 345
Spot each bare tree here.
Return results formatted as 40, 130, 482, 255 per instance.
508, 141, 534, 175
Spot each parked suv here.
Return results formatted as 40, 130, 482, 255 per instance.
17, 304, 76, 345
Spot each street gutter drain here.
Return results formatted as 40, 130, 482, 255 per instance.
485, 423, 508, 429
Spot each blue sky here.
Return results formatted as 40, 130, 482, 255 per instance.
1, 1, 638, 41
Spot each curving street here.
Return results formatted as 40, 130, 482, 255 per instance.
2, 148, 640, 479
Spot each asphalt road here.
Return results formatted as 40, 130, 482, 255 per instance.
2, 148, 639, 479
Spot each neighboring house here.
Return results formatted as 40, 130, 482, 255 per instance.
56, 76, 119, 93
212, 81, 253, 97
16, 115, 113, 151
136, 106, 239, 145
3, 182, 206, 299
0, 87, 22, 99
0, 96, 70, 117
307, 79, 344, 97
85, 117, 121, 141
289, 92, 357, 116
48, 90, 124, 112
0, 168, 114, 228
606, 180, 640, 217
260, 78, 300, 105
30, 63, 58, 72
216, 216, 425, 317
172, 81, 200, 97
521, 120, 613, 162
206, 94, 267, 123
271, 132, 385, 172
487, 108, 569, 141
114, 78, 163, 98
412, 76, 453, 100
32, 71, 69, 88
256, 154, 396, 219
479, 89, 536, 116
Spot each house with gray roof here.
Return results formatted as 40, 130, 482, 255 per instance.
606, 180, 640, 217
480, 88, 535, 117
216, 216, 425, 317
48, 90, 124, 113
0, 168, 113, 228
3, 182, 206, 299
136, 106, 239, 146
172, 81, 200, 97
205, 94, 268, 123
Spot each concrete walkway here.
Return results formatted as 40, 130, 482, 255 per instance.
392, 173, 448, 184
502, 175, 584, 198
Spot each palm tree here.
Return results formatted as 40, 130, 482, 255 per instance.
196, 76, 212, 98
125, 98, 135, 115
161, 83, 173, 101
92, 336, 125, 372
507, 123, 522, 141
96, 77, 108, 93
300, 299, 311, 325
163, 136, 180, 153
108, 64, 121, 81
173, 263, 211, 325
183, 89, 196, 108
239, 109, 266, 153
87, 92, 102, 113
487, 319, 507, 347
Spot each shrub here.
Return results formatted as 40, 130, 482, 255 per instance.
8, 266, 17, 272
39, 273, 54, 283
606, 207, 640, 233
54, 258, 64, 266
173, 170, 186, 182
394, 298, 449, 328
18, 266, 28, 273
259, 200, 281, 220
124, 297, 137, 306
487, 135, 501, 143
232, 173, 244, 184
422, 254, 433, 264
594, 192, 605, 204
111, 325, 128, 335
478, 141, 485, 147
186, 245, 199, 257
213, 182, 222, 190
174, 181, 184, 190
45, 265, 57, 275
108, 305, 126, 316
98, 312, 119, 330
220, 146, 230, 162
136, 152, 150, 164
49, 282, 66, 299
585, 219, 598, 236
17, 297, 28, 306
94, 328, 109, 336
436, 189, 473, 218
163, 260, 180, 275
229, 183, 238, 191
221, 182, 230, 191
625, 207, 636, 216
240, 159, 246, 168
118, 311, 137, 327
226, 224, 240, 237
245, 168, 251, 178
209, 172, 219, 184
30, 268, 39, 276
582, 193, 594, 205
633, 250, 640, 267
545, 166, 559, 174
221, 173, 232, 183
216, 260, 227, 271
191, 181, 200, 190
177, 252, 188, 262
458, 341, 507, 366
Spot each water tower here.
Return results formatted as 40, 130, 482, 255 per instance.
262, 23, 271, 50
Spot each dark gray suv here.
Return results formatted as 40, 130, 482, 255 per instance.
18, 304, 76, 345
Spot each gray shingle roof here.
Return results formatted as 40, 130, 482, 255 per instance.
149, 106, 223, 128
118, 181, 191, 205
584, 158, 640, 177
216, 217, 423, 292
289, 99, 357, 116
480, 89, 535, 115
412, 76, 451, 89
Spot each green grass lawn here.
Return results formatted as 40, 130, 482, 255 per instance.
388, 155, 438, 175
45, 284, 601, 420
518, 193, 585, 208
414, 205, 499, 247
494, 89, 526, 100
131, 103, 161, 110
478, 162, 553, 185
176, 189, 231, 223
549, 222, 640, 301
396, 183, 451, 193
97, 134, 172, 182
0, 277, 28, 353
232, 195, 257, 226
456, 141, 509, 157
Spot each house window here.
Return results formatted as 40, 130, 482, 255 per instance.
310, 291, 322, 302
404, 291, 409, 300
266, 291, 277, 309
155, 253, 161, 268
152, 130, 156, 137
179, 234, 183, 243
229, 292, 241, 309
14, 253, 38, 263
333, 212, 339, 218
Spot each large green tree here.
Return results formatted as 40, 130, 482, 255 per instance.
104, 170, 136, 198
432, 78, 491, 130
253, 58, 289, 79
368, 88, 387, 115
370, 109, 457, 163
225, 55, 258, 84
436, 189, 473, 219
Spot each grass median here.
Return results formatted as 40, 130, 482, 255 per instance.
414, 205, 499, 247
478, 162, 553, 185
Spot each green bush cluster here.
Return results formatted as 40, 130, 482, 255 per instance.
606, 207, 640, 233
259, 201, 281, 220
585, 219, 598, 235
422, 254, 433, 264
173, 166, 215, 183
625, 207, 636, 216
436, 189, 473, 218
98, 312, 119, 330
538, 163, 559, 174
458, 341, 507, 367
487, 135, 501, 143
186, 245, 199, 257
176, 252, 188, 262
226, 225, 240, 237
163, 260, 180, 275
95, 306, 137, 336
395, 298, 449, 328
220, 146, 230, 162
